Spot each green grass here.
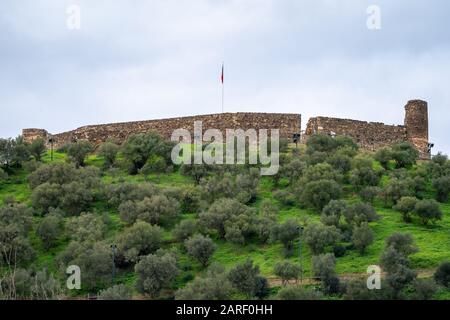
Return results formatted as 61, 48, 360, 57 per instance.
1, 149, 450, 299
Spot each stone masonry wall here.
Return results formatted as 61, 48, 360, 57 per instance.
23, 113, 301, 149
22, 99, 430, 159
305, 117, 407, 151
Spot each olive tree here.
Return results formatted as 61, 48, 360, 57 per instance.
434, 261, 450, 288
135, 252, 179, 298
351, 222, 374, 255
57, 241, 111, 290
414, 199, 442, 225
185, 234, 216, 267
300, 179, 342, 212
277, 285, 322, 300
67, 141, 93, 168
274, 261, 301, 286
432, 175, 450, 203
172, 220, 197, 243
28, 138, 46, 162
303, 223, 341, 255
98, 284, 132, 300
98, 141, 120, 169
119, 195, 180, 226
175, 264, 232, 300
270, 219, 299, 256
227, 260, 266, 298
199, 198, 256, 240
394, 196, 418, 222
117, 221, 163, 264
37, 211, 64, 249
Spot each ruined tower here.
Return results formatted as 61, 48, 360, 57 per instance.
404, 99, 429, 159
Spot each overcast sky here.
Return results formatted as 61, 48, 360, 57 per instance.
1, 0, 449, 154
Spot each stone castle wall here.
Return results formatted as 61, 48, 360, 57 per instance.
304, 100, 429, 159
23, 113, 301, 149
305, 117, 407, 151
22, 100, 430, 159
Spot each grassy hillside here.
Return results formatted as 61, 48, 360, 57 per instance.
1, 137, 450, 300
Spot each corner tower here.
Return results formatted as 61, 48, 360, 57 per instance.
404, 100, 429, 159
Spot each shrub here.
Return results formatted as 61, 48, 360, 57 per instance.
273, 190, 296, 207
117, 221, 163, 263
434, 261, 450, 288
28, 138, 46, 162
122, 132, 173, 174
303, 223, 341, 255
185, 234, 216, 267
98, 284, 132, 300
374, 147, 392, 169
0, 224, 35, 265
359, 186, 380, 204
180, 164, 210, 184
306, 134, 337, 154
66, 212, 109, 242
199, 198, 256, 240
300, 179, 342, 212
228, 260, 265, 298
28, 163, 79, 189
277, 285, 322, 300
344, 279, 376, 300
412, 279, 437, 300
140, 155, 168, 181
67, 141, 93, 168
199, 174, 235, 203
0, 168, 8, 181
119, 195, 180, 226
385, 233, 418, 256
98, 141, 120, 169
394, 196, 418, 222
327, 154, 352, 174
382, 178, 413, 206
432, 175, 450, 203
104, 182, 156, 208
351, 222, 374, 255
270, 219, 299, 256
172, 220, 197, 243
60, 181, 94, 215
0, 136, 30, 169
391, 142, 419, 168
57, 241, 111, 290
282, 159, 307, 185
344, 202, 379, 226
135, 252, 179, 297
321, 200, 347, 227
312, 253, 336, 281
303, 163, 342, 184
414, 199, 442, 225
0, 203, 33, 234
31, 183, 61, 214
37, 211, 64, 249
349, 167, 381, 190
175, 264, 232, 300
274, 261, 301, 286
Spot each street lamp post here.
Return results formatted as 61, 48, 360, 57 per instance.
297, 226, 304, 283
48, 137, 54, 162
111, 244, 117, 284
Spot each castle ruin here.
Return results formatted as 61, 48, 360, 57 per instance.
22, 99, 430, 159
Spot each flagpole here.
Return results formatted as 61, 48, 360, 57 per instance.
221, 62, 224, 113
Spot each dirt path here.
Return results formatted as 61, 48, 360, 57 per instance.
267, 268, 436, 287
